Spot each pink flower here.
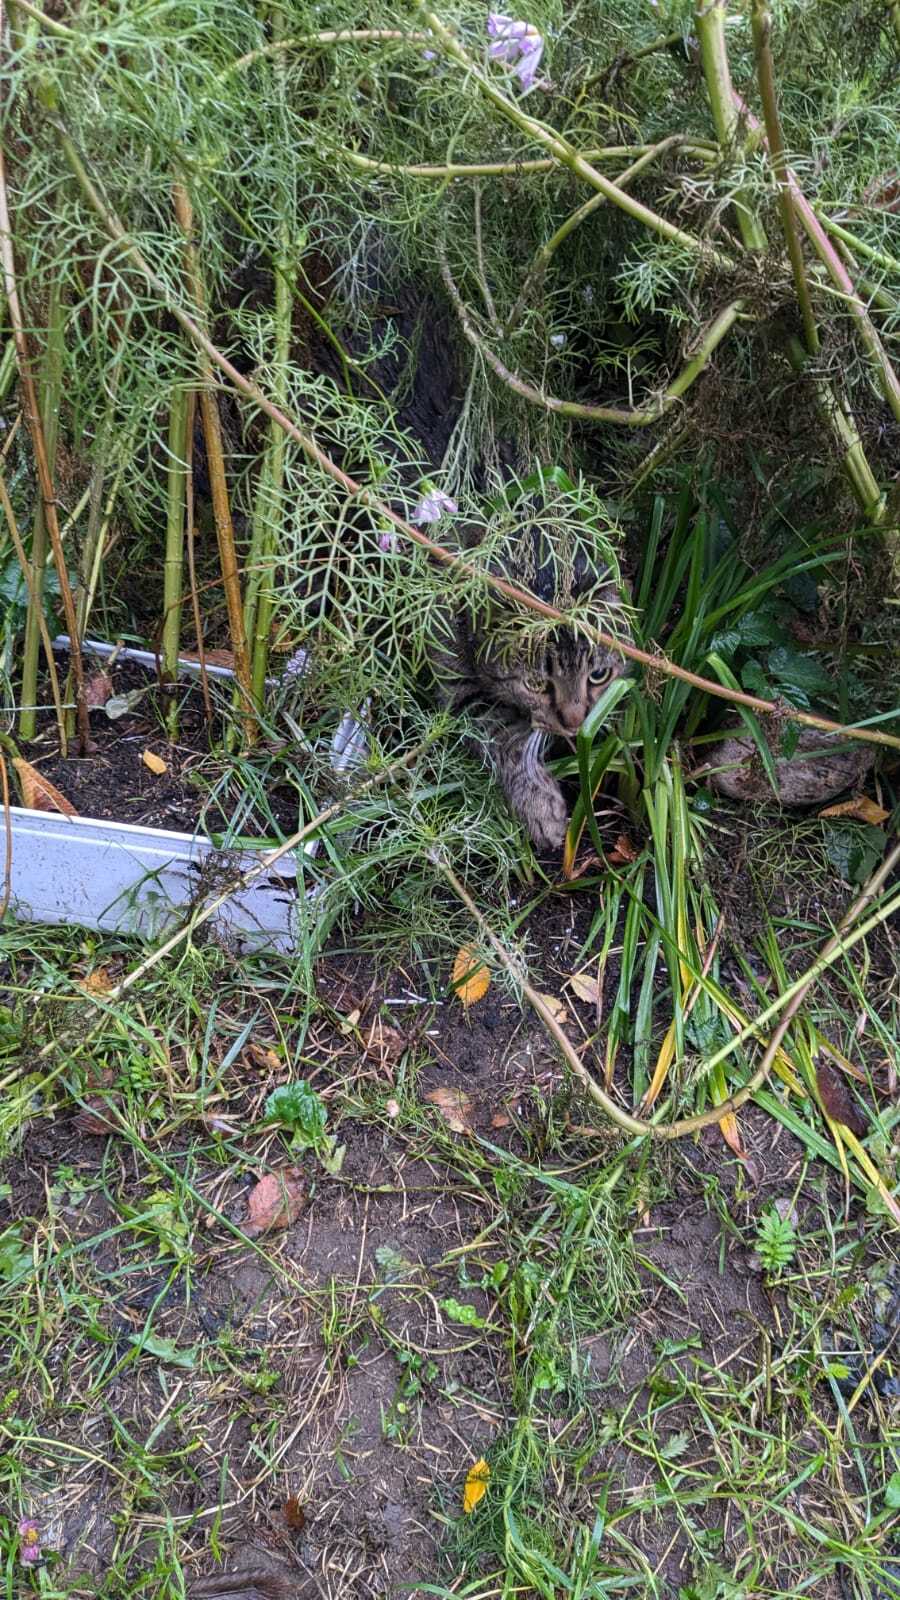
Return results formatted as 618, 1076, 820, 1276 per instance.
378, 530, 397, 552
18, 1518, 40, 1566
411, 490, 458, 526
486, 12, 544, 89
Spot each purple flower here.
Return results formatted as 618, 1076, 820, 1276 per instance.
411, 490, 458, 526
486, 12, 544, 89
18, 1519, 40, 1566
282, 648, 308, 682
378, 529, 398, 552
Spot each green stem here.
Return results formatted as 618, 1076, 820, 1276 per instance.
751, 0, 818, 352
730, 87, 900, 424
162, 382, 190, 736
694, 0, 767, 253
19, 279, 63, 741
245, 9, 293, 712
810, 209, 900, 278
339, 142, 717, 180
443, 249, 743, 425
506, 135, 692, 333
787, 335, 884, 521
417, 6, 735, 271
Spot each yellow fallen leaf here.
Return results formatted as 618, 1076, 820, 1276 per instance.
425, 1085, 473, 1134
451, 944, 490, 1007
819, 795, 889, 825
463, 1457, 490, 1513
537, 992, 569, 1026
13, 758, 78, 817
569, 971, 600, 1006
142, 749, 168, 775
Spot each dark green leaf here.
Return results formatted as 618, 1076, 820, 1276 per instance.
822, 823, 887, 885
265, 1081, 328, 1148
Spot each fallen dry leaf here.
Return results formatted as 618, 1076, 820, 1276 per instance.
451, 944, 491, 1007
74, 1096, 119, 1137
244, 1168, 305, 1237
536, 992, 569, 1027
13, 758, 78, 817
816, 1060, 869, 1136
84, 670, 113, 708
282, 1495, 306, 1532
425, 1085, 474, 1134
463, 1457, 490, 1513
608, 832, 638, 865
245, 1043, 282, 1074
819, 795, 889, 825
569, 971, 600, 1006
490, 1111, 511, 1129
79, 967, 113, 996
142, 749, 168, 776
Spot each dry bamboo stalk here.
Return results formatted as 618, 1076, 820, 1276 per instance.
172, 180, 255, 743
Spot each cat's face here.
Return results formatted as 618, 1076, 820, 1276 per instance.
492, 632, 628, 737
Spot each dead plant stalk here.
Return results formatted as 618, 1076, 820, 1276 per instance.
171, 180, 255, 743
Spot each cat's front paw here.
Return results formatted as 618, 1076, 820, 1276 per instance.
515, 772, 569, 852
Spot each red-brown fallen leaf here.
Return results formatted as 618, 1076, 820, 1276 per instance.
74, 1096, 119, 1137
816, 1060, 869, 1136
282, 1495, 306, 1531
244, 1168, 305, 1237
490, 1112, 511, 1129
13, 758, 78, 817
425, 1085, 474, 1134
819, 795, 889, 825
84, 670, 113, 708
608, 833, 638, 865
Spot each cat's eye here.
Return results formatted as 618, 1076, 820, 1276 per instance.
589, 664, 613, 686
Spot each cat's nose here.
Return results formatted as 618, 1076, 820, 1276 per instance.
559, 710, 585, 734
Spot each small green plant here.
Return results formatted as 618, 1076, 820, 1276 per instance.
264, 1080, 345, 1173
754, 1206, 798, 1275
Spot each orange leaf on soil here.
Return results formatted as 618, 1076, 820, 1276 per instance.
13, 758, 78, 817
244, 1168, 305, 1237
425, 1085, 474, 1134
451, 944, 490, 1007
142, 749, 168, 775
79, 967, 113, 995
819, 795, 889, 825
463, 1458, 490, 1513
608, 833, 639, 865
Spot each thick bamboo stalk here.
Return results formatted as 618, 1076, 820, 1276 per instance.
694, 0, 767, 253
18, 280, 62, 741
751, 0, 818, 354
171, 181, 255, 744
162, 381, 190, 736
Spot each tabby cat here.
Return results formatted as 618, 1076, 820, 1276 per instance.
433, 526, 632, 850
